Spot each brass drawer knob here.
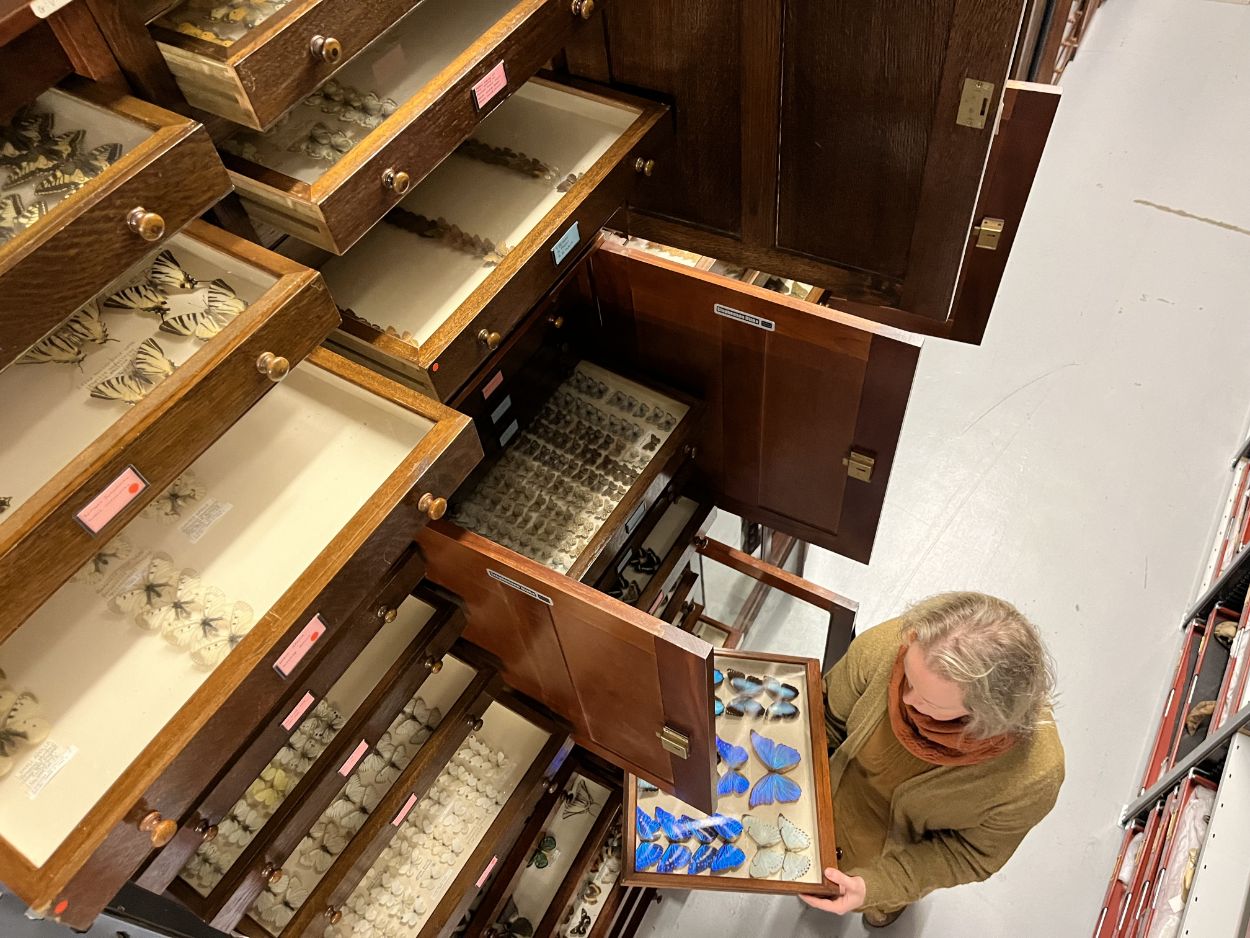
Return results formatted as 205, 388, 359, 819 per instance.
194, 819, 219, 843
376, 604, 398, 623
256, 351, 290, 382
261, 863, 284, 885
468, 716, 484, 732
126, 207, 165, 242
571, 0, 595, 17
545, 780, 559, 794
417, 492, 447, 520
382, 168, 411, 194
477, 328, 503, 351
423, 655, 444, 673
325, 907, 343, 925
310, 35, 342, 63
547, 314, 565, 329
139, 811, 178, 848
633, 157, 655, 177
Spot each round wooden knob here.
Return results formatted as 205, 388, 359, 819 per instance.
256, 352, 290, 382
261, 863, 284, 885
477, 328, 503, 351
423, 655, 444, 673
633, 157, 655, 178
547, 314, 565, 329
126, 207, 165, 241
325, 907, 343, 924
310, 35, 342, 63
417, 492, 447, 520
195, 819, 219, 843
382, 168, 411, 194
376, 604, 397, 623
571, 0, 595, 18
139, 811, 178, 848
468, 716, 484, 732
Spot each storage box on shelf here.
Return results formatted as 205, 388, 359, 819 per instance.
0, 81, 230, 364
0, 220, 339, 638
0, 348, 480, 928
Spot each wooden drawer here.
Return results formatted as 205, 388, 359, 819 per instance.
0, 220, 340, 641
0, 348, 481, 928
324, 78, 667, 402
0, 81, 230, 367
219, 0, 607, 253
623, 649, 838, 897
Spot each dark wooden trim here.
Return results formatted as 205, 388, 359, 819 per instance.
738, 0, 781, 248
84, 0, 185, 107
534, 797, 623, 937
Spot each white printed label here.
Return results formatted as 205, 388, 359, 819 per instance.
31, 0, 73, 17
180, 497, 233, 544
18, 741, 77, 799
714, 303, 776, 332
488, 569, 553, 605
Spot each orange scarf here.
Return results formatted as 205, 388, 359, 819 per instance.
888, 645, 1015, 766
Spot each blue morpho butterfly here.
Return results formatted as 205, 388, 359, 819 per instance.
711, 842, 746, 874
748, 729, 802, 808
714, 697, 725, 717
658, 843, 692, 874
713, 668, 724, 689
636, 806, 661, 842
708, 812, 743, 842
636, 841, 664, 870
686, 816, 716, 844
689, 843, 716, 875
654, 806, 690, 842
763, 677, 800, 721
716, 735, 749, 798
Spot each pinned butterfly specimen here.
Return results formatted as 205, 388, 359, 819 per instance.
160, 305, 224, 340
727, 671, 764, 697
0, 496, 9, 516
165, 585, 241, 649
148, 249, 197, 292
688, 843, 716, 875
725, 696, 765, 719
0, 674, 52, 777
143, 568, 204, 634
143, 472, 206, 521
635, 806, 661, 843
89, 373, 148, 406
527, 833, 557, 869
707, 812, 743, 843
637, 778, 659, 795
18, 328, 84, 366
0, 106, 53, 165
656, 843, 692, 874
73, 534, 135, 585
568, 910, 592, 937
108, 553, 179, 623
716, 735, 749, 798
653, 806, 689, 842
0, 193, 40, 242
35, 142, 122, 195
102, 282, 169, 317
4, 129, 84, 189
714, 697, 725, 718
748, 730, 802, 808
62, 303, 112, 346
205, 278, 247, 319
745, 813, 812, 881
190, 596, 254, 669
132, 337, 177, 381
562, 777, 599, 820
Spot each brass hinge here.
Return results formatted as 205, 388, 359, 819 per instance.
973, 217, 1005, 250
843, 449, 875, 483
956, 78, 996, 129
656, 726, 690, 760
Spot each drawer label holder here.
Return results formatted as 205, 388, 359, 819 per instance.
76, 465, 148, 535
472, 62, 508, 110
714, 303, 776, 332
551, 222, 581, 266
274, 614, 327, 679
282, 691, 317, 731
488, 569, 553, 606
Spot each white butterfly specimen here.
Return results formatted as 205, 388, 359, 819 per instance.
143, 568, 203, 634
131, 337, 176, 381
253, 889, 291, 927
73, 535, 135, 586
324, 798, 367, 834
89, 373, 149, 406
148, 249, 196, 292
143, 472, 206, 522
745, 813, 812, 881
108, 553, 179, 624
0, 674, 51, 777
102, 282, 169, 317
190, 597, 255, 669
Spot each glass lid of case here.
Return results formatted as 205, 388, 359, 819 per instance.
220, 0, 521, 184
0, 365, 432, 867
633, 654, 822, 885
0, 234, 276, 526
156, 0, 299, 48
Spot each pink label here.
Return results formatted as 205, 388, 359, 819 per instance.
475, 856, 499, 888
281, 691, 317, 731
482, 370, 504, 400
393, 793, 418, 827
339, 740, 369, 777
471, 62, 508, 110
274, 614, 327, 679
76, 466, 147, 535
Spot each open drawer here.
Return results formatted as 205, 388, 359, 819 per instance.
0, 348, 480, 928
324, 78, 667, 402
0, 220, 339, 640
0, 82, 230, 366
218, 0, 610, 252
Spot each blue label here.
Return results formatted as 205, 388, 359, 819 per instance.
551, 222, 581, 266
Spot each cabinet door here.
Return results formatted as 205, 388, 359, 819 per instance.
590, 238, 920, 564
417, 523, 717, 813
572, 0, 1043, 339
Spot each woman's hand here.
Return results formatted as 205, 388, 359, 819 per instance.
799, 868, 867, 915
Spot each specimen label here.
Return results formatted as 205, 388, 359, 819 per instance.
551, 222, 581, 266
18, 741, 77, 799
482, 370, 504, 399
76, 465, 147, 534
393, 793, 419, 827
490, 394, 512, 425
476, 855, 499, 888
471, 62, 508, 110
274, 614, 327, 678
282, 691, 317, 731
339, 739, 369, 777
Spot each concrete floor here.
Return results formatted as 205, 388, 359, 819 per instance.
638, 1, 1250, 936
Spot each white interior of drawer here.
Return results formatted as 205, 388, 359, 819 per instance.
325, 595, 438, 718
319, 81, 640, 347
506, 773, 611, 928
0, 233, 276, 521
0, 365, 431, 866
225, 0, 521, 183
614, 496, 700, 599
633, 654, 823, 886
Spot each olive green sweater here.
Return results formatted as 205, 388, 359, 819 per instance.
823, 618, 1065, 913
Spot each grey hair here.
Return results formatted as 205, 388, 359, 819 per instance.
900, 592, 1056, 740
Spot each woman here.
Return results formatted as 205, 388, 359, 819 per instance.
800, 592, 1064, 928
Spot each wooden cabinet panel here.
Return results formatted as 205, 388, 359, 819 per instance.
590, 239, 920, 564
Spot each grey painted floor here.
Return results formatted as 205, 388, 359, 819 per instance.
638, 1, 1250, 936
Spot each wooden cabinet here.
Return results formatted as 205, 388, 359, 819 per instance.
0, 221, 340, 639
0, 81, 230, 366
